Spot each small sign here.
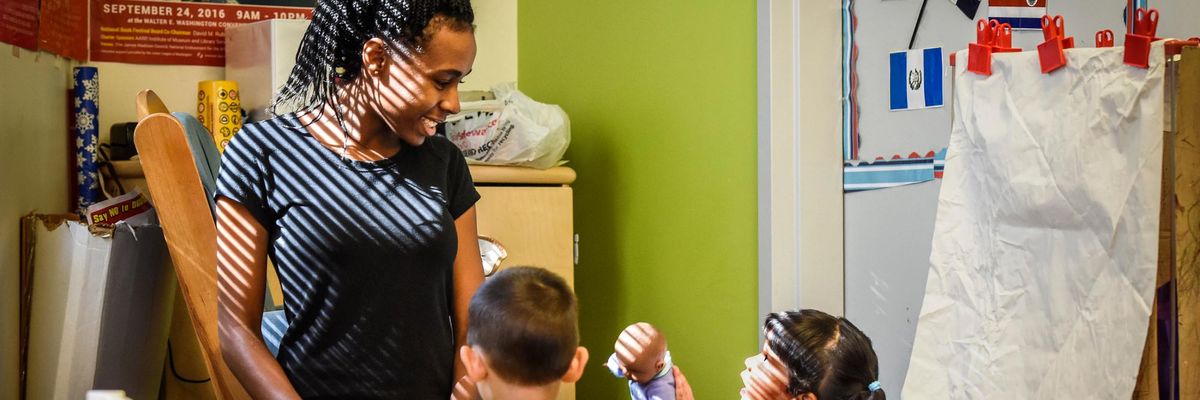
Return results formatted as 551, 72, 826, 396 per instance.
89, 0, 311, 66
0, 0, 39, 50
889, 47, 943, 111
38, 0, 88, 60
86, 189, 151, 227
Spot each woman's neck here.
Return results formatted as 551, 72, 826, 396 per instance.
300, 86, 402, 161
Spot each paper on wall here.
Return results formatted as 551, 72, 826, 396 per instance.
904, 43, 1165, 399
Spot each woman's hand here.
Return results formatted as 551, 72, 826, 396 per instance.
673, 365, 695, 400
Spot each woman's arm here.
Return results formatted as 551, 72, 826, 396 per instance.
451, 206, 486, 382
216, 197, 301, 399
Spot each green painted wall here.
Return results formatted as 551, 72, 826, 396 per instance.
517, 1, 759, 398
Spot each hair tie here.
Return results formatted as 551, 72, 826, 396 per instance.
868, 381, 882, 392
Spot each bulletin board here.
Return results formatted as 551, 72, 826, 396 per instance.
842, 0, 1200, 396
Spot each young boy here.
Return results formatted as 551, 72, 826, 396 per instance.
459, 267, 589, 400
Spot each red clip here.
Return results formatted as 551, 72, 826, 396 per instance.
992, 22, 1020, 53
1124, 8, 1161, 68
967, 19, 994, 75
1041, 16, 1075, 48
1037, 15, 1072, 73
1095, 29, 1115, 48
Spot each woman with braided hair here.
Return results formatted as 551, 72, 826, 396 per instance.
214, 0, 484, 398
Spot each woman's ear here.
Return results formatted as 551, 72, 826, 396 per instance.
361, 38, 389, 77
561, 347, 590, 383
797, 393, 818, 400
460, 346, 489, 381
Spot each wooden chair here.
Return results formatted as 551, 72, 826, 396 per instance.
134, 90, 250, 399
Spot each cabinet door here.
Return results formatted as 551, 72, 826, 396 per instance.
475, 186, 574, 287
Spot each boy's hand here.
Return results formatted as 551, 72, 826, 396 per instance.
451, 375, 480, 400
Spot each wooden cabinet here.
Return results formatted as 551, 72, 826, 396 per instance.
113, 161, 577, 399
472, 166, 576, 287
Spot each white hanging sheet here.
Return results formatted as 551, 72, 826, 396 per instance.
904, 42, 1165, 399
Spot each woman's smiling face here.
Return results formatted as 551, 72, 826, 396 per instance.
369, 24, 476, 147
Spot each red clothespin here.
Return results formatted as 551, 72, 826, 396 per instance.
1095, 30, 1115, 48
992, 22, 1020, 53
1037, 15, 1071, 73
968, 19, 995, 75
1124, 8, 1161, 68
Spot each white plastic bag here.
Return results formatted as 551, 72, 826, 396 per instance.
445, 83, 570, 169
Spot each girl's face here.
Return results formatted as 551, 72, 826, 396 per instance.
369, 25, 476, 147
740, 340, 809, 400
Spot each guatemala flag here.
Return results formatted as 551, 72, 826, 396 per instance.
989, 0, 1047, 30
889, 47, 943, 111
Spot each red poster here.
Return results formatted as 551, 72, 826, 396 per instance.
0, 0, 39, 50
90, 0, 312, 66
38, 0, 89, 61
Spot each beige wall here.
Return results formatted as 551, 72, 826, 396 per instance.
93, 63, 224, 144
759, 0, 845, 318
0, 47, 73, 400
463, 0, 517, 92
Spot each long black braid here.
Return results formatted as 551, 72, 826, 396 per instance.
765, 310, 886, 400
269, 0, 474, 118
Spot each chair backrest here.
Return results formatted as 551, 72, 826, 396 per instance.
134, 90, 250, 399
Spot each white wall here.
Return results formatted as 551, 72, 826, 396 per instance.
0, 47, 73, 400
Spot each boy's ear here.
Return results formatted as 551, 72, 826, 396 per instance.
460, 346, 489, 381
561, 347, 590, 383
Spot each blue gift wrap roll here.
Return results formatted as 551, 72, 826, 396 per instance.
74, 66, 100, 212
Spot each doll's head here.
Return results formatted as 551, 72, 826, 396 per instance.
611, 322, 669, 384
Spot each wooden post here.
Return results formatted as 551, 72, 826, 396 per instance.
1176, 46, 1200, 400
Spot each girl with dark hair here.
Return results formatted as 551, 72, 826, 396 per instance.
738, 309, 885, 400
214, 0, 484, 398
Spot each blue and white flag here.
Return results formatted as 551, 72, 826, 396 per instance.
889, 47, 943, 111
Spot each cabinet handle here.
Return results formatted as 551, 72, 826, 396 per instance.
478, 235, 508, 277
